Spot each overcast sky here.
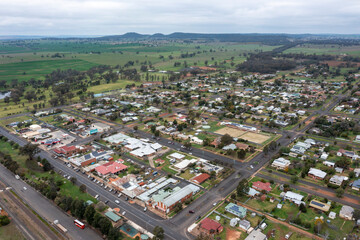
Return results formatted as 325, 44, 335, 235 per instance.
0, 0, 359, 36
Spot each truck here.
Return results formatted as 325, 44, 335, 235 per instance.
54, 220, 68, 233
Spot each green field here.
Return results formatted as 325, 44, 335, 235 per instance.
284, 44, 360, 56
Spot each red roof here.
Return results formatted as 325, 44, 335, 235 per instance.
95, 162, 128, 175
200, 218, 223, 232
192, 173, 210, 184
252, 181, 272, 192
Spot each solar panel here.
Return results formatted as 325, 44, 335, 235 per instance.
311, 201, 325, 208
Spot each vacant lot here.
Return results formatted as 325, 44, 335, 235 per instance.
240, 132, 270, 144
215, 127, 246, 138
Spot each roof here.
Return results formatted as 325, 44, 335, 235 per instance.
284, 191, 304, 201
95, 161, 128, 175
244, 229, 267, 240
308, 168, 327, 179
162, 184, 200, 207
340, 205, 354, 217
192, 173, 210, 184
200, 218, 223, 232
105, 211, 122, 222
252, 181, 272, 192
352, 179, 360, 188
309, 200, 330, 212
225, 203, 247, 217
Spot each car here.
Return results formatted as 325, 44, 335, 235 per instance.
122, 211, 126, 216
195, 215, 201, 220
115, 200, 120, 204
125, 197, 129, 201
109, 189, 113, 192
144, 207, 147, 212
87, 175, 91, 178
93, 179, 97, 182
168, 141, 171, 144
189, 152, 193, 155
189, 210, 195, 214
96, 180, 100, 184
213, 202, 217, 206
101, 183, 103, 187
104, 186, 108, 189
118, 193, 122, 198
95, 194, 99, 199
76, 169, 80, 172
250, 165, 254, 169
105, 200, 109, 204
67, 176, 71, 180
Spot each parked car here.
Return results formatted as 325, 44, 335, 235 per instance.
115, 200, 120, 204
189, 210, 195, 214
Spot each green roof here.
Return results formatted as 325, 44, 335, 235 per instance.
105, 211, 122, 222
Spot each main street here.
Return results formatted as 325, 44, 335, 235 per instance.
0, 90, 351, 239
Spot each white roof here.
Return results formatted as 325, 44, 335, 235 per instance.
308, 168, 327, 179
272, 157, 290, 166
170, 152, 185, 160
162, 184, 200, 207
174, 159, 197, 170
284, 191, 304, 201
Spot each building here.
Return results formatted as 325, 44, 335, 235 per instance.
244, 229, 267, 240
225, 203, 247, 218
91, 122, 111, 132
352, 179, 360, 191
95, 161, 128, 176
340, 205, 354, 220
157, 184, 200, 213
308, 168, 327, 180
309, 200, 330, 212
271, 158, 290, 170
53, 145, 84, 157
252, 181, 272, 192
191, 173, 210, 185
199, 218, 223, 235
239, 219, 251, 231
283, 191, 304, 205
329, 175, 346, 186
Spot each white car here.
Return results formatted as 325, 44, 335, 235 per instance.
118, 193, 122, 198
115, 200, 120, 204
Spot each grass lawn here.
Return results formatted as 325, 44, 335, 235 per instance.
179, 169, 195, 180
86, 80, 141, 94
246, 198, 277, 213
0, 222, 25, 240
0, 116, 33, 128
272, 202, 299, 221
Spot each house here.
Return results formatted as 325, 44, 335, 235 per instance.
239, 219, 251, 231
53, 145, 83, 157
329, 212, 336, 219
244, 229, 267, 240
283, 191, 304, 205
340, 205, 354, 220
329, 175, 346, 186
95, 161, 128, 176
323, 161, 335, 168
225, 203, 247, 218
192, 173, 210, 185
91, 122, 111, 132
252, 181, 272, 192
199, 218, 223, 235
309, 200, 330, 212
352, 179, 360, 191
320, 153, 329, 160
271, 158, 290, 170
354, 168, 360, 178
308, 168, 327, 180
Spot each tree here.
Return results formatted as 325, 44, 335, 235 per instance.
299, 203, 307, 213
335, 188, 344, 198
221, 134, 233, 145
84, 205, 96, 225
291, 176, 298, 184
98, 217, 112, 235
19, 143, 40, 159
154, 130, 160, 137
153, 226, 164, 240
80, 184, 87, 193
108, 226, 121, 240
236, 179, 249, 197
70, 177, 77, 185
133, 126, 138, 131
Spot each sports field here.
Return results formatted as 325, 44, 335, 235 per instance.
215, 127, 246, 138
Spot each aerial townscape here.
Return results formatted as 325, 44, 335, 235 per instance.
1, 1, 360, 240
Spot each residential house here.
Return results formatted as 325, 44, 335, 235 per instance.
340, 205, 354, 220
191, 173, 210, 185
199, 218, 223, 235
283, 191, 304, 205
309, 200, 330, 212
244, 229, 267, 240
352, 179, 360, 191
308, 168, 327, 180
329, 175, 346, 186
271, 158, 290, 170
91, 122, 111, 132
225, 203, 247, 218
252, 181, 272, 192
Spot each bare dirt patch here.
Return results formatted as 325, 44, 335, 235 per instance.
241, 132, 270, 144
226, 228, 242, 240
215, 127, 246, 138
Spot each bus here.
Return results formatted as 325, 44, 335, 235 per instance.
74, 219, 85, 229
